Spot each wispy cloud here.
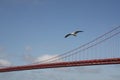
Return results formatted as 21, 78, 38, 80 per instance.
25, 46, 32, 52
0, 59, 11, 67
34, 54, 60, 63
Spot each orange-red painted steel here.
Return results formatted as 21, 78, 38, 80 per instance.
0, 58, 120, 72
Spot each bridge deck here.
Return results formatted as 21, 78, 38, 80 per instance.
0, 58, 120, 72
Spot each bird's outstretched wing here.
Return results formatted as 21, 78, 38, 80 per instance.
65, 34, 72, 38
74, 30, 83, 34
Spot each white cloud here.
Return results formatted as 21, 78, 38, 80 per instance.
34, 54, 61, 63
0, 59, 11, 67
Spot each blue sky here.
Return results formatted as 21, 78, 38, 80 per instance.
0, 0, 120, 80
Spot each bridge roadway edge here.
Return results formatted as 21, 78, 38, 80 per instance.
0, 58, 120, 72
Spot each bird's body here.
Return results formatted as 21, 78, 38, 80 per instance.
65, 30, 83, 38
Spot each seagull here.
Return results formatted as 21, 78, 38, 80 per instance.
65, 30, 83, 38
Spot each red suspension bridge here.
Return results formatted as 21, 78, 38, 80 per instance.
0, 26, 120, 72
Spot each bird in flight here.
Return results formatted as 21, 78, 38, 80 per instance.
65, 30, 83, 38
